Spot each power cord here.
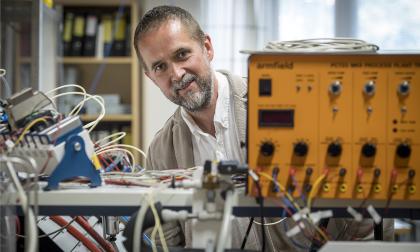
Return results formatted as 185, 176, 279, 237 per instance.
246, 170, 266, 252
265, 38, 379, 52
240, 217, 254, 250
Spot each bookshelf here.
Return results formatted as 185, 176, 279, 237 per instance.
55, 0, 141, 156
60, 57, 132, 64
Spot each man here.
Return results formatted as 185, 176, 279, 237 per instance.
133, 5, 393, 251
133, 4, 251, 248
135, 6, 246, 171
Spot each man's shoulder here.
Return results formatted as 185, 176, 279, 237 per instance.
217, 69, 247, 97
149, 107, 182, 148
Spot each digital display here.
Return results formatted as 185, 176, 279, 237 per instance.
258, 109, 294, 127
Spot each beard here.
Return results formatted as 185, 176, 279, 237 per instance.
169, 71, 213, 112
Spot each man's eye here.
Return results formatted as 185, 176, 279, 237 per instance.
177, 51, 187, 59
154, 64, 165, 72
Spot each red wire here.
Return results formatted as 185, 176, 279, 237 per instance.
98, 154, 110, 168
74, 216, 116, 252
50, 216, 101, 252
16, 216, 21, 235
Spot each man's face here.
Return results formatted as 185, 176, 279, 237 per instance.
138, 19, 215, 112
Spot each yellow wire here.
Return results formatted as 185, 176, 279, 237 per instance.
259, 172, 301, 211
148, 194, 169, 252
14, 118, 48, 146
307, 173, 327, 211
258, 171, 329, 242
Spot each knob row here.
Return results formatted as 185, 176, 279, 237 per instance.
259, 141, 411, 159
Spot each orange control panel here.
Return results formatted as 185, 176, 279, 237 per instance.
247, 52, 420, 202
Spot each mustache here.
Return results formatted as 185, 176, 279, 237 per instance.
172, 74, 197, 92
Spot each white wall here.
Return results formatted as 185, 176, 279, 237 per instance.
139, 0, 203, 150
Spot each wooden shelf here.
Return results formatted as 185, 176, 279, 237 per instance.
59, 57, 132, 64
55, 0, 133, 6
80, 114, 133, 122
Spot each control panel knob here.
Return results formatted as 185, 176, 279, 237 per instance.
329, 81, 342, 96
398, 81, 410, 97
260, 142, 275, 157
396, 143, 411, 158
361, 143, 377, 158
294, 141, 308, 157
327, 142, 342, 157
363, 80, 376, 97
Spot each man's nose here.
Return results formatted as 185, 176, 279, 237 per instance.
170, 63, 186, 82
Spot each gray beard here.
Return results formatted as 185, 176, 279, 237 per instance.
170, 72, 213, 112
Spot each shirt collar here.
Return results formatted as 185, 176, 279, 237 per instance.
214, 71, 230, 129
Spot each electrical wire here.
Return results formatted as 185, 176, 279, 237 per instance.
97, 148, 135, 168
258, 172, 301, 211
74, 216, 116, 252
253, 217, 287, 226
48, 91, 105, 132
264, 38, 379, 52
98, 143, 147, 163
13, 118, 48, 146
240, 217, 254, 250
45, 84, 88, 116
16, 217, 78, 239
259, 171, 330, 243
3, 159, 38, 252
68, 93, 103, 119
49, 216, 101, 252
133, 195, 153, 252
216, 190, 234, 252
147, 194, 169, 252
307, 171, 328, 211
95, 132, 127, 150
248, 172, 266, 252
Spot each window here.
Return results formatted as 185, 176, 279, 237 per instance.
356, 0, 420, 50
278, 0, 335, 40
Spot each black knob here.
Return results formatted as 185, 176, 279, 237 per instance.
398, 81, 410, 96
396, 143, 411, 158
361, 143, 377, 158
260, 142, 275, 157
329, 81, 342, 96
363, 81, 376, 96
327, 142, 342, 157
294, 142, 308, 157
306, 167, 313, 176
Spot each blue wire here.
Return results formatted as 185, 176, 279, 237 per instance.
282, 193, 297, 213
143, 233, 154, 247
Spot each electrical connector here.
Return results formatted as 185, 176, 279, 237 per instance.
347, 206, 363, 222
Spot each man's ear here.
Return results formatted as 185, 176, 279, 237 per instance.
203, 34, 214, 61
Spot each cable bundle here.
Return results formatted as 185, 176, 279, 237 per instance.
264, 38, 379, 52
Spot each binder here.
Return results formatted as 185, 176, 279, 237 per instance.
95, 22, 104, 58
62, 12, 74, 56
111, 14, 127, 56
83, 14, 98, 56
102, 15, 113, 57
125, 21, 131, 56
71, 14, 85, 56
